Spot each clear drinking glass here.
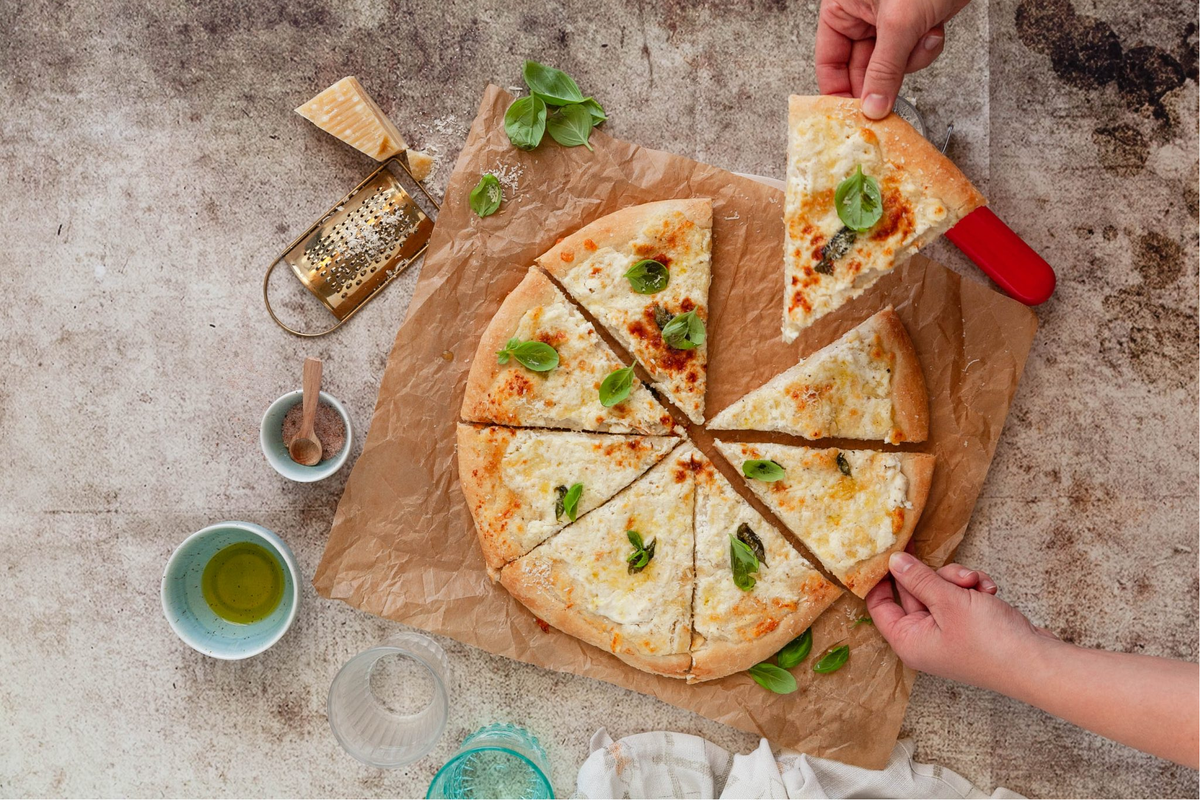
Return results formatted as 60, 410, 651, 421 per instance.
327, 632, 451, 768
426, 723, 554, 799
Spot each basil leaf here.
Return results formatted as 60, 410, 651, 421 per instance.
554, 485, 568, 520
836, 452, 852, 477
626, 531, 655, 574
816, 226, 857, 275
736, 522, 767, 567
504, 95, 547, 150
469, 173, 503, 217
562, 482, 583, 521
599, 365, 636, 407
496, 338, 559, 372
661, 309, 706, 350
748, 662, 798, 694
546, 103, 595, 151
814, 644, 850, 674
579, 97, 607, 125
730, 535, 760, 592
852, 616, 873, 627
776, 629, 812, 669
742, 459, 785, 482
523, 60, 586, 106
625, 259, 670, 294
834, 166, 883, 232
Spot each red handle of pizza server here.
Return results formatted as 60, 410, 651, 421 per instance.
945, 207, 1056, 305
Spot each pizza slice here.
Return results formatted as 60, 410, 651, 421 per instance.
537, 199, 712, 424
689, 454, 842, 683
783, 95, 985, 341
457, 424, 678, 572
462, 268, 676, 435
709, 307, 928, 444
714, 440, 934, 598
499, 445, 703, 678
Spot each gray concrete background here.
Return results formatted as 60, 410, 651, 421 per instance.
1, 0, 1196, 797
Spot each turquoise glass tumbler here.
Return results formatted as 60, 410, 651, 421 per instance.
426, 723, 553, 799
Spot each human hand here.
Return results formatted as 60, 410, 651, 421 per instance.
815, 0, 972, 118
866, 552, 1058, 693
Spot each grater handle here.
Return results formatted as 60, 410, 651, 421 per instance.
263, 259, 348, 337
945, 207, 1056, 305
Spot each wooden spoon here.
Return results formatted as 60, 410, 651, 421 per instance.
288, 357, 324, 466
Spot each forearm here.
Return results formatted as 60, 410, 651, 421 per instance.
996, 636, 1200, 768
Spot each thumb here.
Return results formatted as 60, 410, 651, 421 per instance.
889, 552, 958, 608
859, 13, 927, 118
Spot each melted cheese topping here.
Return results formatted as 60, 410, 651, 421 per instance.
526, 447, 698, 655
783, 115, 952, 341
479, 429, 677, 559
693, 464, 827, 645
555, 210, 711, 424
481, 295, 673, 434
715, 441, 909, 578
709, 326, 897, 442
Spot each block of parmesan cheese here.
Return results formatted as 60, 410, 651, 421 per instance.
407, 149, 435, 181
295, 76, 406, 160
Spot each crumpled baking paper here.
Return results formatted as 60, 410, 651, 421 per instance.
313, 85, 1038, 769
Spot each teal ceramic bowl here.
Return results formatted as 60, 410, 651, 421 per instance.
260, 390, 353, 483
161, 521, 300, 659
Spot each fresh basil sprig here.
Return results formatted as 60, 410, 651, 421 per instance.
469, 173, 503, 217
742, 459, 785, 482
625, 259, 670, 294
748, 662, 798, 694
813, 644, 850, 674
836, 451, 852, 477
599, 365, 636, 407
661, 309, 706, 350
523, 60, 586, 106
852, 615, 873, 627
834, 166, 883, 232
504, 95, 547, 150
626, 530, 656, 574
730, 535, 760, 592
559, 483, 583, 521
505, 61, 605, 151
546, 103, 595, 151
496, 337, 559, 372
776, 629, 813, 669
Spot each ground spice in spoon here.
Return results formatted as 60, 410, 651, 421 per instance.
281, 402, 346, 463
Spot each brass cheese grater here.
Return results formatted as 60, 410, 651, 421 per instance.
264, 156, 439, 337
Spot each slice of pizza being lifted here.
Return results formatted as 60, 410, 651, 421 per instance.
457, 424, 678, 573
538, 199, 712, 424
783, 95, 985, 342
714, 440, 934, 598
500, 445, 702, 678
689, 453, 842, 683
709, 307, 928, 444
461, 268, 676, 435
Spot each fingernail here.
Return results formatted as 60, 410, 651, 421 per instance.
861, 93, 891, 119
922, 33, 944, 51
981, 579, 997, 592
890, 552, 915, 574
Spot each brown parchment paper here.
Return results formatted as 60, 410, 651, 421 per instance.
313, 85, 1039, 769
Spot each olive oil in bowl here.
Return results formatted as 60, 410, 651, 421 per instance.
201, 541, 285, 624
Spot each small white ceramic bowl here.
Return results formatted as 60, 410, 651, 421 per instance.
161, 521, 300, 659
260, 390, 353, 482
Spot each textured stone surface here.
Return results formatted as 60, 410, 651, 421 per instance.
1, 0, 1196, 797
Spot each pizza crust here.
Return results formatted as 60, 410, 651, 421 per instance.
841, 452, 935, 597
538, 199, 713, 274
460, 267, 674, 434
873, 308, 928, 443
500, 556, 692, 678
